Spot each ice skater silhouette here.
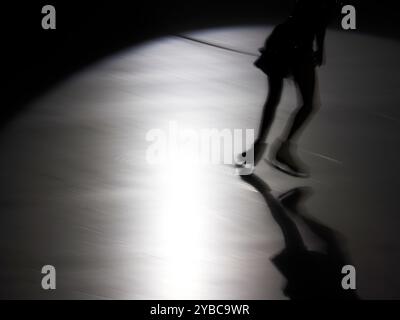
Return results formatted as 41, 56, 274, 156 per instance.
245, 0, 339, 177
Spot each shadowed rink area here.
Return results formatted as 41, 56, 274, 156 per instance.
0, 26, 400, 299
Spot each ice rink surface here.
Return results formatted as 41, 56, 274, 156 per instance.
1, 26, 400, 299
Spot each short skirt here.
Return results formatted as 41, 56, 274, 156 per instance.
254, 22, 315, 78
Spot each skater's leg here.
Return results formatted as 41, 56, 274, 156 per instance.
270, 64, 318, 177
257, 75, 284, 143
285, 64, 318, 142
240, 75, 283, 167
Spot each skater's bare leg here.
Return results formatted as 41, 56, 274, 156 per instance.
271, 63, 319, 176
240, 75, 283, 167
285, 63, 318, 142
257, 76, 284, 143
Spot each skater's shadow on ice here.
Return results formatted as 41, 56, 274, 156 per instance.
240, 174, 359, 300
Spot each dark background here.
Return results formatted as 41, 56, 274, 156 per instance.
2, 0, 400, 129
